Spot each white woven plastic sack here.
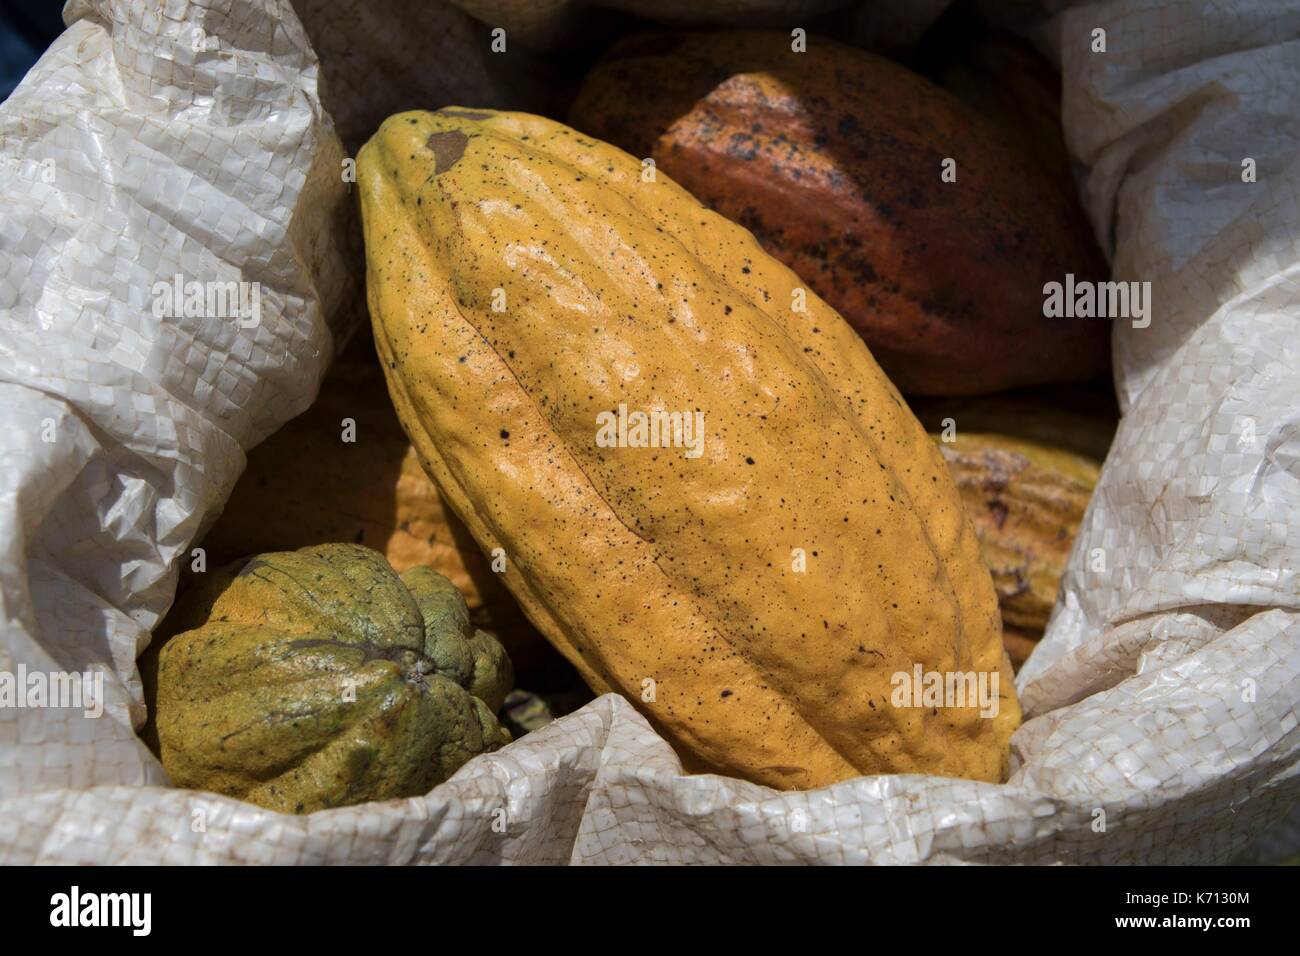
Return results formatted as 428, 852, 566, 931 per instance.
0, 0, 1296, 864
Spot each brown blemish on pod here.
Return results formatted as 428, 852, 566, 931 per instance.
426, 131, 469, 174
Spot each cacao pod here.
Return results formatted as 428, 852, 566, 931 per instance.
569, 30, 1109, 396
358, 107, 1019, 790
154, 544, 512, 813
933, 427, 1104, 669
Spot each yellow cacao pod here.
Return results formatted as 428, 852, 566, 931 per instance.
358, 108, 1020, 790
935, 431, 1102, 669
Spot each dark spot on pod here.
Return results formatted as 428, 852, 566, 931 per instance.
426, 131, 469, 174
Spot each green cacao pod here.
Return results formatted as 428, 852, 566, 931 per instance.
154, 544, 512, 813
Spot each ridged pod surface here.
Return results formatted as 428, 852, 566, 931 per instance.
359, 108, 1020, 789
935, 431, 1101, 669
155, 544, 512, 813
